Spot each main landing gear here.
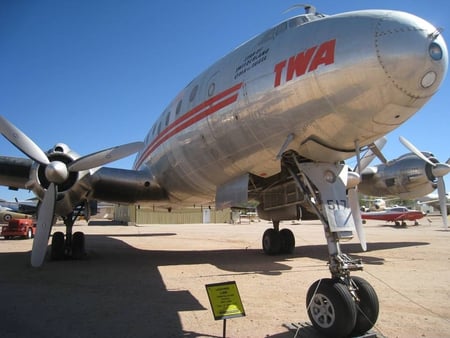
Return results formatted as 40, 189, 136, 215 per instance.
268, 153, 380, 338
262, 221, 295, 255
50, 210, 86, 261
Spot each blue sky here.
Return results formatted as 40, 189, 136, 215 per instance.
0, 0, 449, 202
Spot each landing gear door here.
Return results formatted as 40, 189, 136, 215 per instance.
302, 163, 355, 233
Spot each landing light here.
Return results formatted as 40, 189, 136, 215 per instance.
421, 71, 437, 88
324, 170, 336, 183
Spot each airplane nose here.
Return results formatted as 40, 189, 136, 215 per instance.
375, 11, 448, 99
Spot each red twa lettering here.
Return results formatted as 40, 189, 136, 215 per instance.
286, 46, 316, 82
274, 39, 336, 87
309, 39, 336, 71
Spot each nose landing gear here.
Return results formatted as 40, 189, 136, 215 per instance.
279, 154, 380, 337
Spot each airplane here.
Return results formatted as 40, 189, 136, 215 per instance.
358, 137, 450, 228
0, 5, 447, 337
0, 206, 33, 222
0, 198, 38, 215
361, 197, 387, 211
361, 206, 426, 226
416, 192, 450, 214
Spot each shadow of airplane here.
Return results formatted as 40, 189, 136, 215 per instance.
0, 230, 429, 338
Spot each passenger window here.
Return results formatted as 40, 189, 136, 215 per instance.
165, 111, 171, 126
190, 85, 198, 102
157, 121, 162, 135
175, 100, 182, 116
208, 83, 215, 97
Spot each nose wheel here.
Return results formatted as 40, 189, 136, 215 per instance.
306, 277, 379, 337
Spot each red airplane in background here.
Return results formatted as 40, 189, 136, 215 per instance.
362, 206, 425, 226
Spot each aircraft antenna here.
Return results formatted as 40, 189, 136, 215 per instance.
283, 4, 316, 15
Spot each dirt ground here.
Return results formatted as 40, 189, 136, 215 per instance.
0, 215, 449, 338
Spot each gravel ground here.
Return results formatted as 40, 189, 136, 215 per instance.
0, 216, 449, 338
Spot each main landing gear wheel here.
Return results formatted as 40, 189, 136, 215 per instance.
71, 231, 86, 260
50, 230, 86, 261
262, 228, 295, 255
280, 228, 295, 254
262, 228, 281, 255
351, 276, 379, 336
306, 278, 357, 338
51, 231, 65, 260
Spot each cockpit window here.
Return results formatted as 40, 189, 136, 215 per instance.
288, 13, 326, 28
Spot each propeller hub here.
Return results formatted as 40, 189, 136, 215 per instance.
45, 161, 69, 184
432, 163, 450, 178
347, 171, 361, 189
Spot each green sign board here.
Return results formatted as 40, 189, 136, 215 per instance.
205, 281, 246, 320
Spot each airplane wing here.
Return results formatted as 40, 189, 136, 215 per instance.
0, 155, 168, 208
0, 156, 33, 190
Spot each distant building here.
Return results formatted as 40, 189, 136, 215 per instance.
113, 205, 233, 224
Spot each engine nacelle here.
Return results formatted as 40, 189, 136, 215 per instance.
359, 152, 438, 199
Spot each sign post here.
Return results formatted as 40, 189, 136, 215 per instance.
205, 281, 245, 338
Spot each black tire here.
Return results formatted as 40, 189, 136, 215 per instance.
351, 276, 379, 336
279, 228, 295, 254
26, 228, 33, 239
262, 228, 281, 255
51, 231, 65, 260
306, 278, 357, 338
72, 231, 85, 259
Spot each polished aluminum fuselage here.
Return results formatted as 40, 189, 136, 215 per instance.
134, 10, 447, 205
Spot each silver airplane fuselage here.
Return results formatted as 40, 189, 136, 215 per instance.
134, 10, 447, 206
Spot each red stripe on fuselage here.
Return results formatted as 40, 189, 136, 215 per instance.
134, 83, 243, 169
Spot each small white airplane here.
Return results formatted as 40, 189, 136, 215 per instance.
0, 5, 447, 337
361, 198, 387, 211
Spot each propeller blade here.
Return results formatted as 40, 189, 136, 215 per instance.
31, 183, 56, 267
399, 136, 435, 166
348, 187, 367, 251
0, 115, 50, 165
437, 177, 448, 230
431, 163, 450, 178
356, 137, 387, 173
68, 142, 144, 171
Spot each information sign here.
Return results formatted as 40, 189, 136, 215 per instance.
205, 281, 246, 320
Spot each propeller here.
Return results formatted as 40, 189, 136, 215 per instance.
0, 116, 50, 165
347, 170, 366, 251
354, 137, 387, 174
31, 183, 56, 267
400, 136, 449, 229
0, 115, 144, 266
